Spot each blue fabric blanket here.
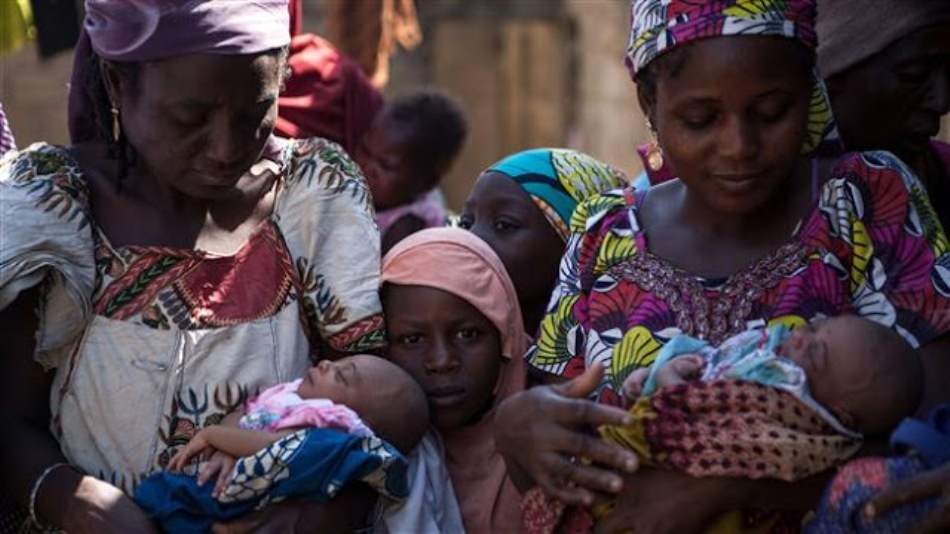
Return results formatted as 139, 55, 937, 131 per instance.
135, 428, 408, 533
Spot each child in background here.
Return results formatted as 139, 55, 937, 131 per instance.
523, 316, 922, 533
135, 355, 428, 534
459, 148, 628, 336
355, 89, 467, 253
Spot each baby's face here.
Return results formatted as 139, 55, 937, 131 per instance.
297, 355, 393, 414
775, 317, 868, 412
297, 356, 363, 406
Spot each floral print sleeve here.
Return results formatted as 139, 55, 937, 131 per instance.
276, 138, 385, 355
0, 144, 95, 368
810, 151, 950, 348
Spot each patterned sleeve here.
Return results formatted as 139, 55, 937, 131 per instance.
276, 138, 385, 355
0, 145, 96, 368
527, 190, 629, 378
821, 151, 950, 348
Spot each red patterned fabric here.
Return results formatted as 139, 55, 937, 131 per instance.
95, 224, 294, 327
276, 33, 383, 155
602, 381, 860, 481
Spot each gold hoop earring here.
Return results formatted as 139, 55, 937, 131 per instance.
645, 119, 664, 172
110, 105, 121, 143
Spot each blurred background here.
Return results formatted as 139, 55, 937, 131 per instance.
2, 0, 947, 211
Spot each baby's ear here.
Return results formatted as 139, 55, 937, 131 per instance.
829, 403, 856, 430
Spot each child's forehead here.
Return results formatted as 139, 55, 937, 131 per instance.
383, 284, 498, 331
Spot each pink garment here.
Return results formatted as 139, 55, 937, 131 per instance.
375, 190, 447, 237
240, 379, 373, 436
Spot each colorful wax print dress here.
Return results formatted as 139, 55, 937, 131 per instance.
0, 138, 385, 493
529, 151, 950, 407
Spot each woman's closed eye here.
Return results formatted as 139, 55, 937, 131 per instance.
677, 112, 717, 131
171, 112, 207, 130
753, 99, 792, 124
894, 60, 931, 86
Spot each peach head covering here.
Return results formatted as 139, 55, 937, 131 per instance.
381, 227, 528, 533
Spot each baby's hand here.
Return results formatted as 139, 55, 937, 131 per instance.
621, 367, 651, 406
167, 431, 215, 473
200, 451, 238, 498
654, 354, 706, 388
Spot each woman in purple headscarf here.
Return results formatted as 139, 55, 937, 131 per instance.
0, 1, 386, 531
494, 0, 950, 532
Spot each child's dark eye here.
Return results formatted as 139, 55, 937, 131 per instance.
398, 333, 423, 345
378, 158, 401, 172
493, 218, 518, 232
456, 328, 479, 341
457, 215, 473, 229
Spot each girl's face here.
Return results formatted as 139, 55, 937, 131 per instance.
645, 36, 812, 215
459, 171, 564, 315
384, 284, 502, 431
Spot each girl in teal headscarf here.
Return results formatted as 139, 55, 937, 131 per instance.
460, 148, 627, 335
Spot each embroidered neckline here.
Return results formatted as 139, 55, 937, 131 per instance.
606, 190, 813, 344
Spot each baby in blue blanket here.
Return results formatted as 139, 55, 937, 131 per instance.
135, 355, 428, 533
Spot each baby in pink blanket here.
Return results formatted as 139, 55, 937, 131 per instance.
167, 354, 429, 495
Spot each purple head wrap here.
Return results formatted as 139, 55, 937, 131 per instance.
69, 0, 290, 144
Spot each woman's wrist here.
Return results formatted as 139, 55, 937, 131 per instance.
34, 464, 84, 530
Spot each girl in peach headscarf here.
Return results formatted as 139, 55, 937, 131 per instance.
381, 227, 529, 533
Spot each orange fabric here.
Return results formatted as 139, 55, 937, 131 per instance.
382, 228, 528, 533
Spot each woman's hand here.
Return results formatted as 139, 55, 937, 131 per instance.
866, 463, 950, 533
199, 451, 237, 498
62, 475, 158, 533
595, 468, 740, 534
494, 362, 639, 506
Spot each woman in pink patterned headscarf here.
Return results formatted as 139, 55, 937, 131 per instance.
1, 1, 387, 531
494, 0, 950, 532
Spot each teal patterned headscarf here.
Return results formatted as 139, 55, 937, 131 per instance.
487, 148, 628, 242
